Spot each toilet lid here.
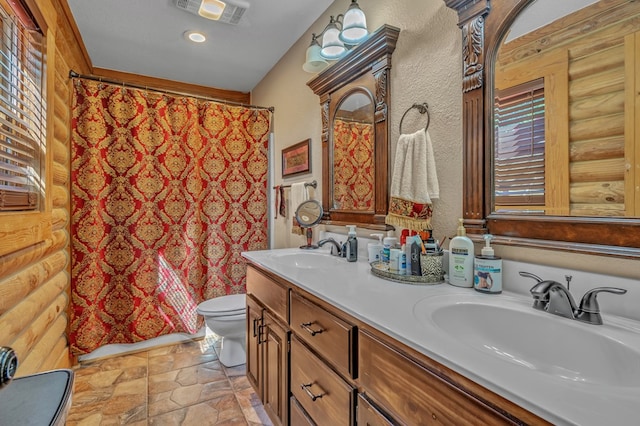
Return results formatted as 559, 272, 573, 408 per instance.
197, 294, 246, 315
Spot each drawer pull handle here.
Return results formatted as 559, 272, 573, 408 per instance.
300, 322, 324, 336
301, 383, 325, 401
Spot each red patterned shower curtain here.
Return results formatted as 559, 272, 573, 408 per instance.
332, 119, 374, 210
70, 79, 269, 355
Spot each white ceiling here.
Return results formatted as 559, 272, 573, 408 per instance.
66, 0, 334, 93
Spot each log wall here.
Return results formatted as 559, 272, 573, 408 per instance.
0, 0, 89, 375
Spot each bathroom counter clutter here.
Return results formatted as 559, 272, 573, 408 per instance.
242, 247, 640, 426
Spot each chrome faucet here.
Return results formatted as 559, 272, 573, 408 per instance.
520, 271, 627, 325
318, 238, 343, 257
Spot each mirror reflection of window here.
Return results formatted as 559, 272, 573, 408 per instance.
494, 79, 545, 212
332, 91, 374, 211
494, 0, 639, 218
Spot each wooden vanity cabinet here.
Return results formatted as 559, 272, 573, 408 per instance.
245, 262, 546, 426
246, 266, 289, 426
359, 330, 547, 425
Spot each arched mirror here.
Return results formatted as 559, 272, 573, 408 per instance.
445, 0, 640, 258
332, 89, 375, 212
308, 25, 400, 230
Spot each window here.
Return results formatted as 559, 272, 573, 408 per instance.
0, 2, 45, 212
494, 78, 545, 208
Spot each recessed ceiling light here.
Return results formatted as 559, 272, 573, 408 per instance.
184, 31, 206, 43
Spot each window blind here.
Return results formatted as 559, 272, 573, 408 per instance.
494, 78, 545, 206
0, 3, 45, 212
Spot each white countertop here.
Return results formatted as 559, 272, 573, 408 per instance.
242, 247, 640, 426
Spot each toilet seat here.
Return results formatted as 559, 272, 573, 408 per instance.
197, 294, 246, 317
206, 312, 246, 321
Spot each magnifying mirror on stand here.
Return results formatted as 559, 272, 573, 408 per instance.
295, 199, 323, 249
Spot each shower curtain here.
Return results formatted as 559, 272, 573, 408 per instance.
70, 79, 270, 355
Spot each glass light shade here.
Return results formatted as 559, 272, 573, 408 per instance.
320, 21, 346, 60
199, 0, 226, 20
303, 40, 329, 73
340, 1, 368, 44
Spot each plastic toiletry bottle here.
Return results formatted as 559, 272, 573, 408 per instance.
389, 248, 401, 272
346, 225, 358, 262
368, 234, 384, 263
448, 219, 474, 287
474, 234, 502, 294
382, 237, 397, 264
399, 250, 407, 275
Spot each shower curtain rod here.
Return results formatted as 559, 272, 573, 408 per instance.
69, 70, 274, 112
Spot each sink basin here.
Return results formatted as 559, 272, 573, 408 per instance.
413, 294, 640, 387
0, 369, 74, 425
269, 251, 345, 269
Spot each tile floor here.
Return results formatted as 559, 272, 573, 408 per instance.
67, 337, 273, 425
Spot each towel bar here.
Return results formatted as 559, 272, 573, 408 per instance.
399, 102, 430, 134
273, 180, 317, 190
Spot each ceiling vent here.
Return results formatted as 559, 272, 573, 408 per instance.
175, 0, 249, 25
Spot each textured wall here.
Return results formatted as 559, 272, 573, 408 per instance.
252, 0, 640, 280
252, 0, 463, 248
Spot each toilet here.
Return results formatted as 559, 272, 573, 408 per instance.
196, 294, 247, 367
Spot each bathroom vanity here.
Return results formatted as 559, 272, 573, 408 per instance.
244, 250, 538, 425
243, 248, 640, 426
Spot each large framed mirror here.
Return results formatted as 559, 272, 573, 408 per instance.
444, 0, 640, 258
307, 25, 400, 230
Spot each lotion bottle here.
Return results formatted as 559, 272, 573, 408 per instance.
448, 219, 474, 287
346, 225, 358, 262
474, 234, 502, 293
368, 234, 384, 263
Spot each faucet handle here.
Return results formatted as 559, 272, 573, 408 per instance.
577, 287, 627, 325
519, 271, 543, 283
579, 287, 627, 313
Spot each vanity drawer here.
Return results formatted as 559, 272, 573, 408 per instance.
359, 331, 517, 425
290, 396, 314, 426
246, 265, 288, 323
291, 336, 355, 426
357, 394, 394, 426
290, 291, 356, 378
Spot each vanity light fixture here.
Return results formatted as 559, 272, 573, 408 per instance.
185, 30, 206, 43
302, 0, 369, 73
303, 34, 329, 73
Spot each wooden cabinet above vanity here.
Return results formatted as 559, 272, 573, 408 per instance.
244, 261, 548, 426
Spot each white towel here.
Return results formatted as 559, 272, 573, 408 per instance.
290, 182, 308, 235
385, 129, 439, 231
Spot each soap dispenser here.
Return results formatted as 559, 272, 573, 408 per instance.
474, 234, 502, 293
346, 225, 358, 262
448, 219, 474, 287
368, 233, 384, 263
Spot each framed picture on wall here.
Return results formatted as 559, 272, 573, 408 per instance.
282, 139, 311, 177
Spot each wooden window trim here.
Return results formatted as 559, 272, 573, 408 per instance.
0, 0, 53, 257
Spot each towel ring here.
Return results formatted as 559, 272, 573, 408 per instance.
399, 102, 430, 134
